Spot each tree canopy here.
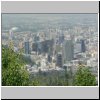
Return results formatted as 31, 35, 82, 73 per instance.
2, 45, 29, 86
73, 65, 97, 86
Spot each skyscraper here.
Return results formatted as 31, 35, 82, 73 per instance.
32, 43, 38, 52
63, 39, 74, 63
74, 42, 81, 53
24, 41, 30, 54
9, 30, 13, 41
48, 54, 52, 63
56, 52, 62, 67
80, 39, 86, 52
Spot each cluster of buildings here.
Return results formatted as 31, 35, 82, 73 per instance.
2, 24, 98, 81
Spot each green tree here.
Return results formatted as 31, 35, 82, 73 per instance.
73, 65, 97, 86
64, 66, 69, 85
2, 45, 29, 86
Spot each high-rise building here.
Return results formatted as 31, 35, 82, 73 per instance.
34, 34, 39, 42
63, 39, 74, 63
32, 43, 38, 52
9, 30, 13, 41
32, 39, 54, 54
24, 41, 30, 54
74, 42, 81, 54
41, 39, 54, 54
48, 54, 52, 63
80, 39, 86, 52
56, 52, 62, 67
59, 34, 64, 44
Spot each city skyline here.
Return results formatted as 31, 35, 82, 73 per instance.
2, 14, 98, 86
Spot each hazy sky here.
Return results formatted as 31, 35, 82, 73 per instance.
2, 13, 98, 21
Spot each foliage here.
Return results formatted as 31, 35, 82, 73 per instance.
73, 65, 97, 86
29, 71, 69, 86
2, 45, 29, 86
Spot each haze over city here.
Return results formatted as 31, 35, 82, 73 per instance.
2, 14, 98, 86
